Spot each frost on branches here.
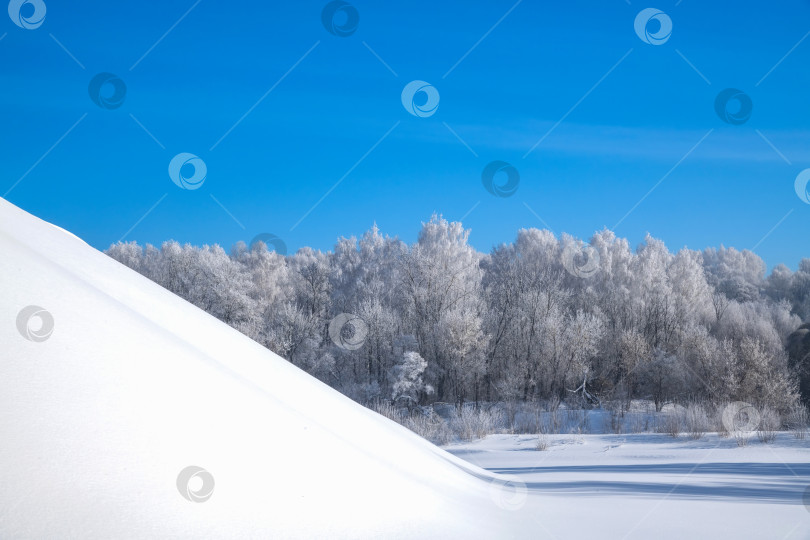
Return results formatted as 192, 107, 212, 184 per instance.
106, 215, 809, 412
392, 351, 433, 407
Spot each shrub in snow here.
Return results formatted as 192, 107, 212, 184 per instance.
756, 406, 780, 443
787, 405, 808, 440
734, 431, 750, 447
370, 400, 403, 423
685, 403, 709, 440
403, 411, 453, 446
714, 404, 731, 438
722, 401, 761, 447
452, 406, 503, 441
370, 400, 452, 445
663, 412, 682, 438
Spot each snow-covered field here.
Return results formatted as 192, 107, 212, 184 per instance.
2, 197, 809, 539
447, 432, 810, 539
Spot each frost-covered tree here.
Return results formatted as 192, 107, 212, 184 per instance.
702, 246, 766, 303
106, 217, 808, 409
787, 324, 810, 406
399, 215, 483, 402
392, 351, 433, 407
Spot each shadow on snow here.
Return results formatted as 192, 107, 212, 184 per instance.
487, 462, 810, 505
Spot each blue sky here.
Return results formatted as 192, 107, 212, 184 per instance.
1, 0, 809, 268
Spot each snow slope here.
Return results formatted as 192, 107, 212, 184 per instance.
0, 198, 527, 538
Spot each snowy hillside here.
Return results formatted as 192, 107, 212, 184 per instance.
0, 198, 527, 538
2, 197, 809, 539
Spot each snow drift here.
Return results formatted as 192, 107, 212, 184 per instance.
0, 198, 529, 538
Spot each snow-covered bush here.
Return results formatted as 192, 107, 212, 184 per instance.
369, 401, 452, 444
655, 410, 682, 438
714, 405, 731, 438
369, 400, 403, 423
452, 406, 504, 441
685, 403, 709, 440
756, 406, 780, 443
403, 411, 453, 445
787, 405, 808, 439
734, 430, 750, 447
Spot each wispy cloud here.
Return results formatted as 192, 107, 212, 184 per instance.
421, 120, 810, 164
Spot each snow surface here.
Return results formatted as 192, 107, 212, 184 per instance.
1, 197, 809, 539
446, 432, 810, 539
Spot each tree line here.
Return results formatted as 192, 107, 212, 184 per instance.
106, 215, 810, 412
